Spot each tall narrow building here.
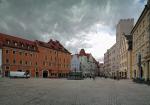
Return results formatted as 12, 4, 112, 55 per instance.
116, 19, 134, 79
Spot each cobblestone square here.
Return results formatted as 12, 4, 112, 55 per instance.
0, 78, 150, 105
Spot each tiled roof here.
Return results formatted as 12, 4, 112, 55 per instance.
0, 32, 71, 53
79, 49, 90, 57
78, 49, 98, 64
0, 33, 37, 51
37, 39, 71, 53
0, 33, 36, 45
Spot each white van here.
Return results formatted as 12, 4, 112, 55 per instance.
9, 71, 30, 78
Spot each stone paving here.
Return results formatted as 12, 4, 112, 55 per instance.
0, 78, 150, 105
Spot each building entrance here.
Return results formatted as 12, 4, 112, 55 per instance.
43, 70, 48, 78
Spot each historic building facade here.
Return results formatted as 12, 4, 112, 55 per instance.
109, 44, 118, 78
71, 54, 80, 72
104, 0, 150, 80
131, 1, 150, 80
117, 19, 134, 79
98, 63, 104, 77
0, 33, 71, 78
104, 50, 110, 77
73, 49, 99, 77
104, 19, 134, 79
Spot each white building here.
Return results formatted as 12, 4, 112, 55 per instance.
109, 44, 118, 78
71, 54, 80, 72
78, 49, 98, 77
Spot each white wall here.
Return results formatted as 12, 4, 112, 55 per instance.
71, 55, 80, 72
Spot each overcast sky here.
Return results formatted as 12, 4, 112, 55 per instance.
0, 0, 147, 62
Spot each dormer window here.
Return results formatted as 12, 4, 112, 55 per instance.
14, 42, 17, 46
7, 41, 10, 44
28, 46, 30, 49
33, 47, 35, 50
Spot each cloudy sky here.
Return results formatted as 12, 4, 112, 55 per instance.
0, 0, 147, 62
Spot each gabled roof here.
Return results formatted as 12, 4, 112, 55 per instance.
0, 33, 36, 46
79, 49, 91, 57
36, 39, 71, 53
78, 49, 98, 63
0, 33, 37, 51
0, 32, 71, 54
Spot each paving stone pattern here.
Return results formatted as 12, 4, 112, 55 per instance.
0, 78, 150, 105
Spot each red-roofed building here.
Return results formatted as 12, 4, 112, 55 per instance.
0, 33, 71, 78
71, 49, 99, 78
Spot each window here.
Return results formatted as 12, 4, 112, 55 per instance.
19, 52, 22, 55
43, 61, 45, 66
30, 61, 32, 65
6, 50, 9, 54
7, 41, 10, 44
6, 66, 9, 70
25, 53, 27, 56
14, 42, 17, 46
35, 62, 37, 65
45, 56, 47, 60
33, 47, 35, 50
25, 61, 28, 65
13, 59, 16, 64
6, 59, 9, 63
20, 60, 22, 64
49, 62, 51, 66
28, 46, 30, 49
30, 53, 32, 57
13, 50, 16, 54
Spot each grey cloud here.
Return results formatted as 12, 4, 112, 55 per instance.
0, 0, 146, 55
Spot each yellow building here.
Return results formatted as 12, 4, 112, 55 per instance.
131, 0, 150, 80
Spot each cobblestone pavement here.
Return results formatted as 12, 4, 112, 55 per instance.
0, 78, 150, 105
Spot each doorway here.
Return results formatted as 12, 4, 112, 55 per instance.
43, 70, 48, 78
36, 72, 39, 77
